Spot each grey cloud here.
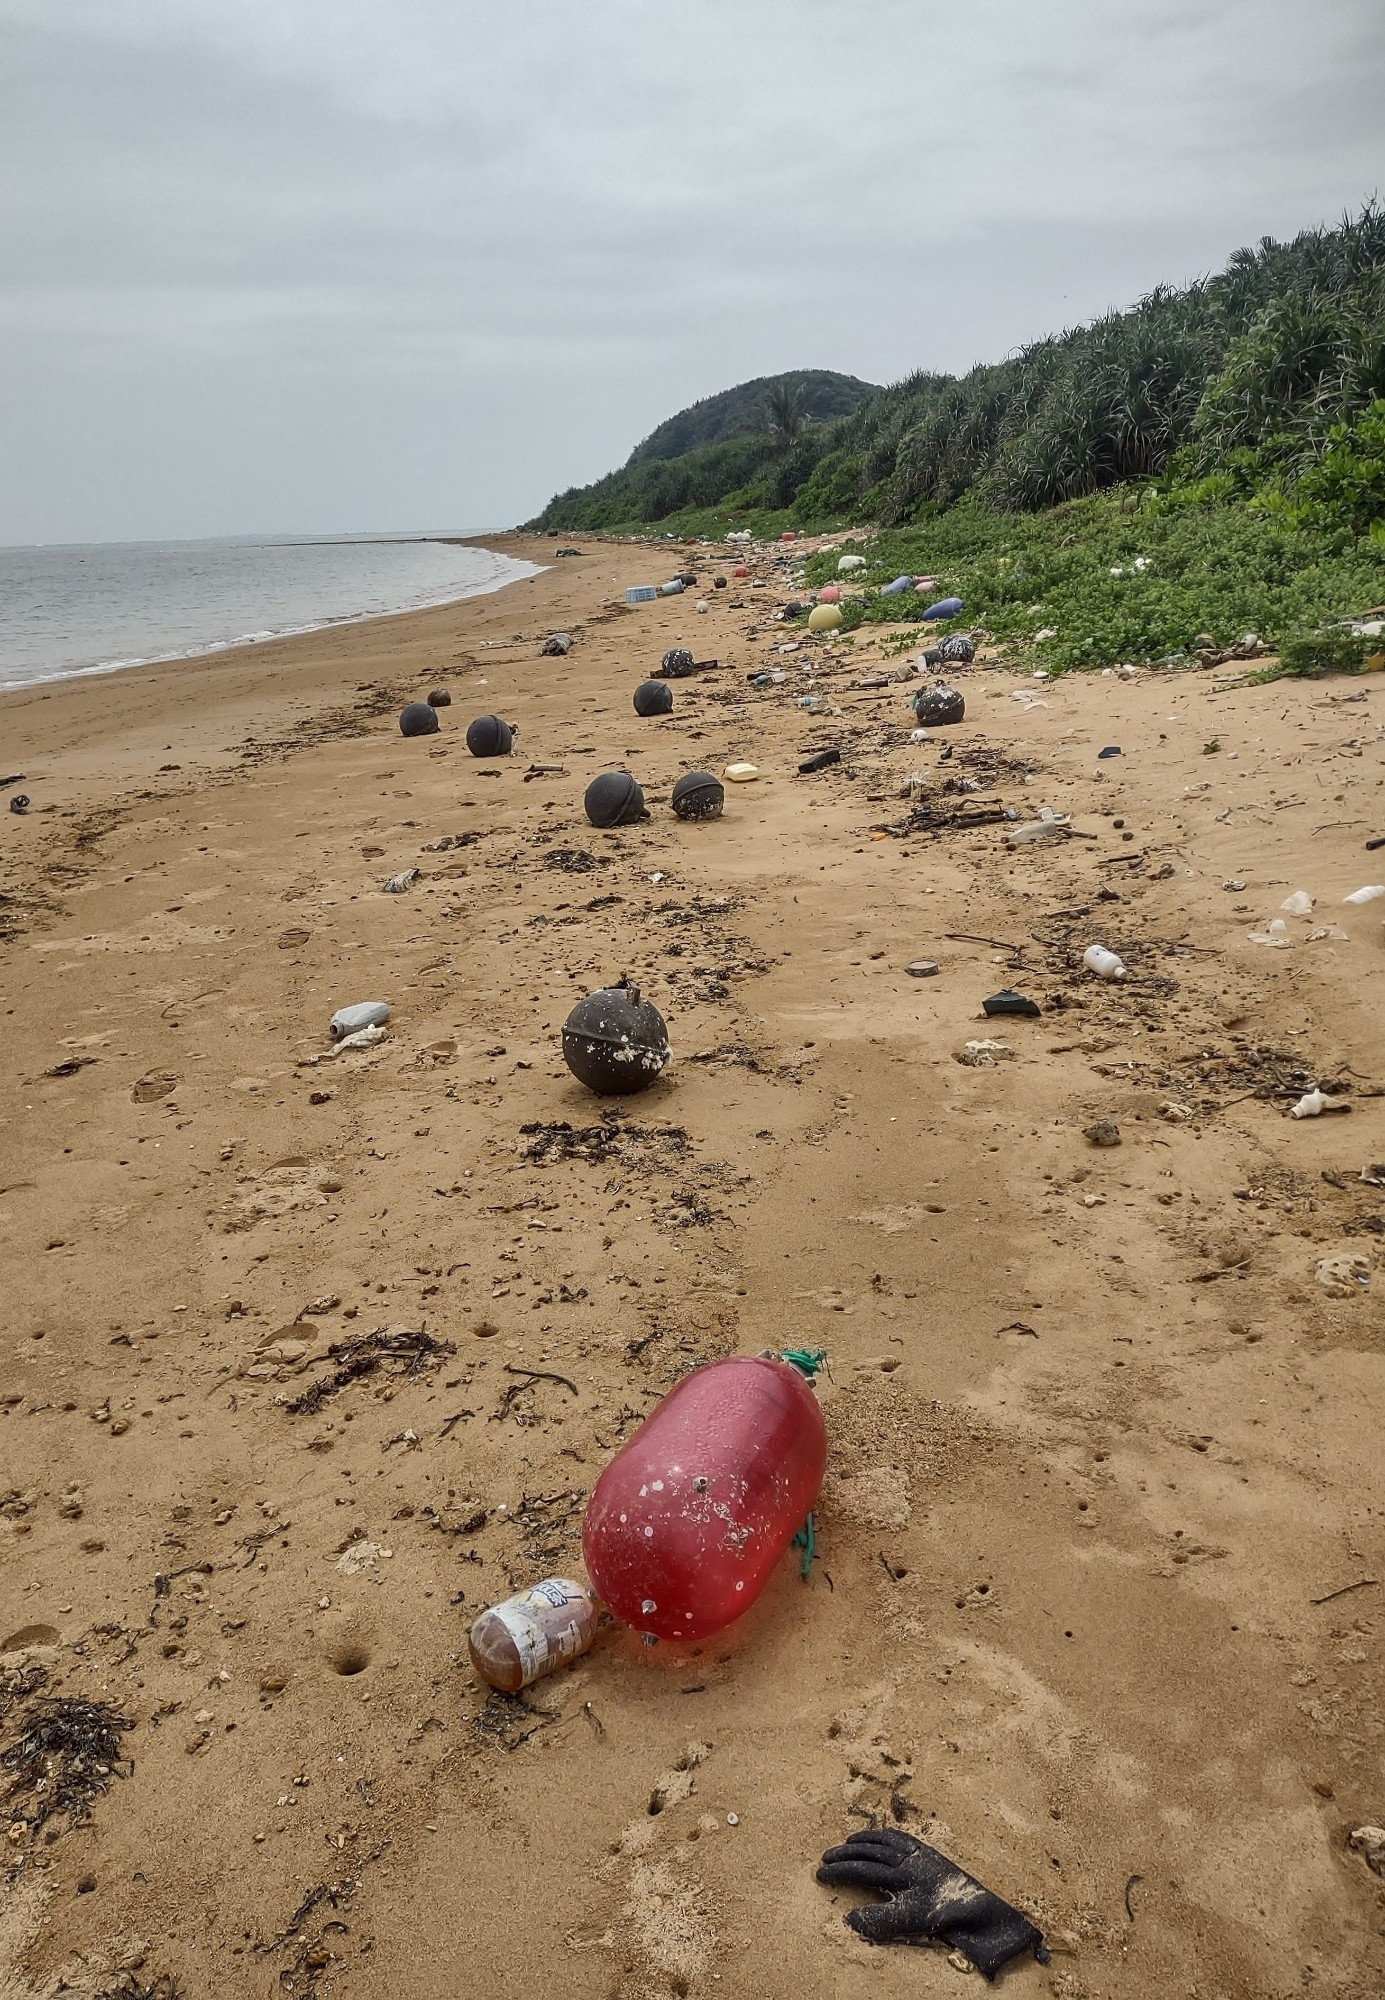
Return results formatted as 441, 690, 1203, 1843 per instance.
0, 0, 1381, 541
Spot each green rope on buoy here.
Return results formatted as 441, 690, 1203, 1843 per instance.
792, 1510, 817, 1580
780, 1348, 827, 1378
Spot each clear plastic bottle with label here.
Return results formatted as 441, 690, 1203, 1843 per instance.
467, 1577, 599, 1692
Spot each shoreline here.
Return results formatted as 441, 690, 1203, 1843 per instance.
0, 534, 547, 701
1, 527, 1382, 1998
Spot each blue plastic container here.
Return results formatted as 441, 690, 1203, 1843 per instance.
659, 579, 685, 596
920, 595, 964, 620
626, 586, 656, 604
880, 575, 913, 596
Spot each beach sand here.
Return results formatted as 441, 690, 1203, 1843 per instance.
1, 535, 1382, 1999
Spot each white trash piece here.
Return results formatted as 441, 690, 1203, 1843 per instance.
837, 554, 867, 573
330, 1000, 391, 1040
1280, 890, 1314, 916
1343, 884, 1385, 905
1247, 918, 1291, 947
330, 1022, 387, 1055
1082, 944, 1126, 981
384, 869, 420, 894
1290, 1089, 1329, 1118
1006, 815, 1070, 847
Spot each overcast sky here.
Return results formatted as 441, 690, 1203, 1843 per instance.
1, 0, 1381, 545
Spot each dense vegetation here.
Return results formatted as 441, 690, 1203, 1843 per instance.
528, 206, 1385, 671
627, 369, 877, 464
531, 206, 1385, 534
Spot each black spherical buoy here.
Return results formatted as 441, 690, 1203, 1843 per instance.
562, 981, 670, 1095
633, 679, 674, 718
937, 633, 976, 665
671, 771, 725, 822
465, 714, 514, 757
912, 683, 966, 727
400, 701, 440, 738
584, 771, 645, 828
427, 687, 451, 707
660, 648, 696, 680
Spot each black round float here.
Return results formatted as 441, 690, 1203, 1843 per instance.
937, 633, 976, 665
561, 981, 670, 1096
427, 687, 451, 707
584, 771, 645, 828
671, 771, 725, 821
400, 702, 440, 738
912, 684, 966, 727
465, 714, 514, 757
660, 648, 697, 680
633, 680, 674, 718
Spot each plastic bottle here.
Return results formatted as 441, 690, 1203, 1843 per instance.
1082, 945, 1126, 980
582, 1353, 827, 1643
1006, 816, 1069, 847
467, 1577, 599, 1692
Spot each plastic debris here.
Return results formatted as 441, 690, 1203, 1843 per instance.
912, 684, 965, 727
465, 715, 515, 757
957, 1040, 1014, 1066
671, 772, 725, 821
582, 1353, 826, 1640
539, 632, 572, 657
920, 596, 964, 621
383, 869, 421, 894
1280, 890, 1314, 916
798, 749, 841, 774
584, 772, 646, 827
723, 762, 760, 783
1290, 1089, 1350, 1119
906, 959, 940, 978
625, 585, 656, 604
1316, 1254, 1370, 1297
399, 701, 440, 738
808, 603, 843, 632
1247, 919, 1291, 947
983, 990, 1041, 1018
1097, 745, 1122, 758
561, 980, 669, 1095
1083, 945, 1126, 981
469, 1578, 598, 1692
937, 633, 975, 665
1343, 884, 1385, 904
330, 1001, 391, 1040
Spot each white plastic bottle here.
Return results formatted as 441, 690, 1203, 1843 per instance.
1083, 945, 1126, 980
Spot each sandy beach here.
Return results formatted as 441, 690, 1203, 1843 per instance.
2, 536, 1383, 1999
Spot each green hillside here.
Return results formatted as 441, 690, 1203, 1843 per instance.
529, 204, 1385, 544
628, 369, 878, 463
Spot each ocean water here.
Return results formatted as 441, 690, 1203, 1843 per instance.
0, 534, 541, 692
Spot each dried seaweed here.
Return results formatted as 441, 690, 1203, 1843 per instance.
1, 1693, 135, 1833
286, 1326, 455, 1415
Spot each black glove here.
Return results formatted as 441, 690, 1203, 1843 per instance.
816, 1827, 1047, 1980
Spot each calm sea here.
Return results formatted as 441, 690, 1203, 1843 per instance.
0, 534, 542, 692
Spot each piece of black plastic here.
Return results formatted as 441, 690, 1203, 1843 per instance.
9, 793, 31, 815
465, 715, 514, 757
913, 684, 965, 727
1366, 836, 1385, 851
982, 989, 1041, 1018
399, 701, 440, 738
817, 1828, 1048, 1980
584, 772, 645, 828
427, 688, 451, 707
561, 981, 669, 1095
671, 771, 724, 821
798, 748, 841, 774
1098, 745, 1122, 758
634, 680, 674, 718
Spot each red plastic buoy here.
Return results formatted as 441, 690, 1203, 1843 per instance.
732, 564, 749, 578
581, 1353, 826, 1642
